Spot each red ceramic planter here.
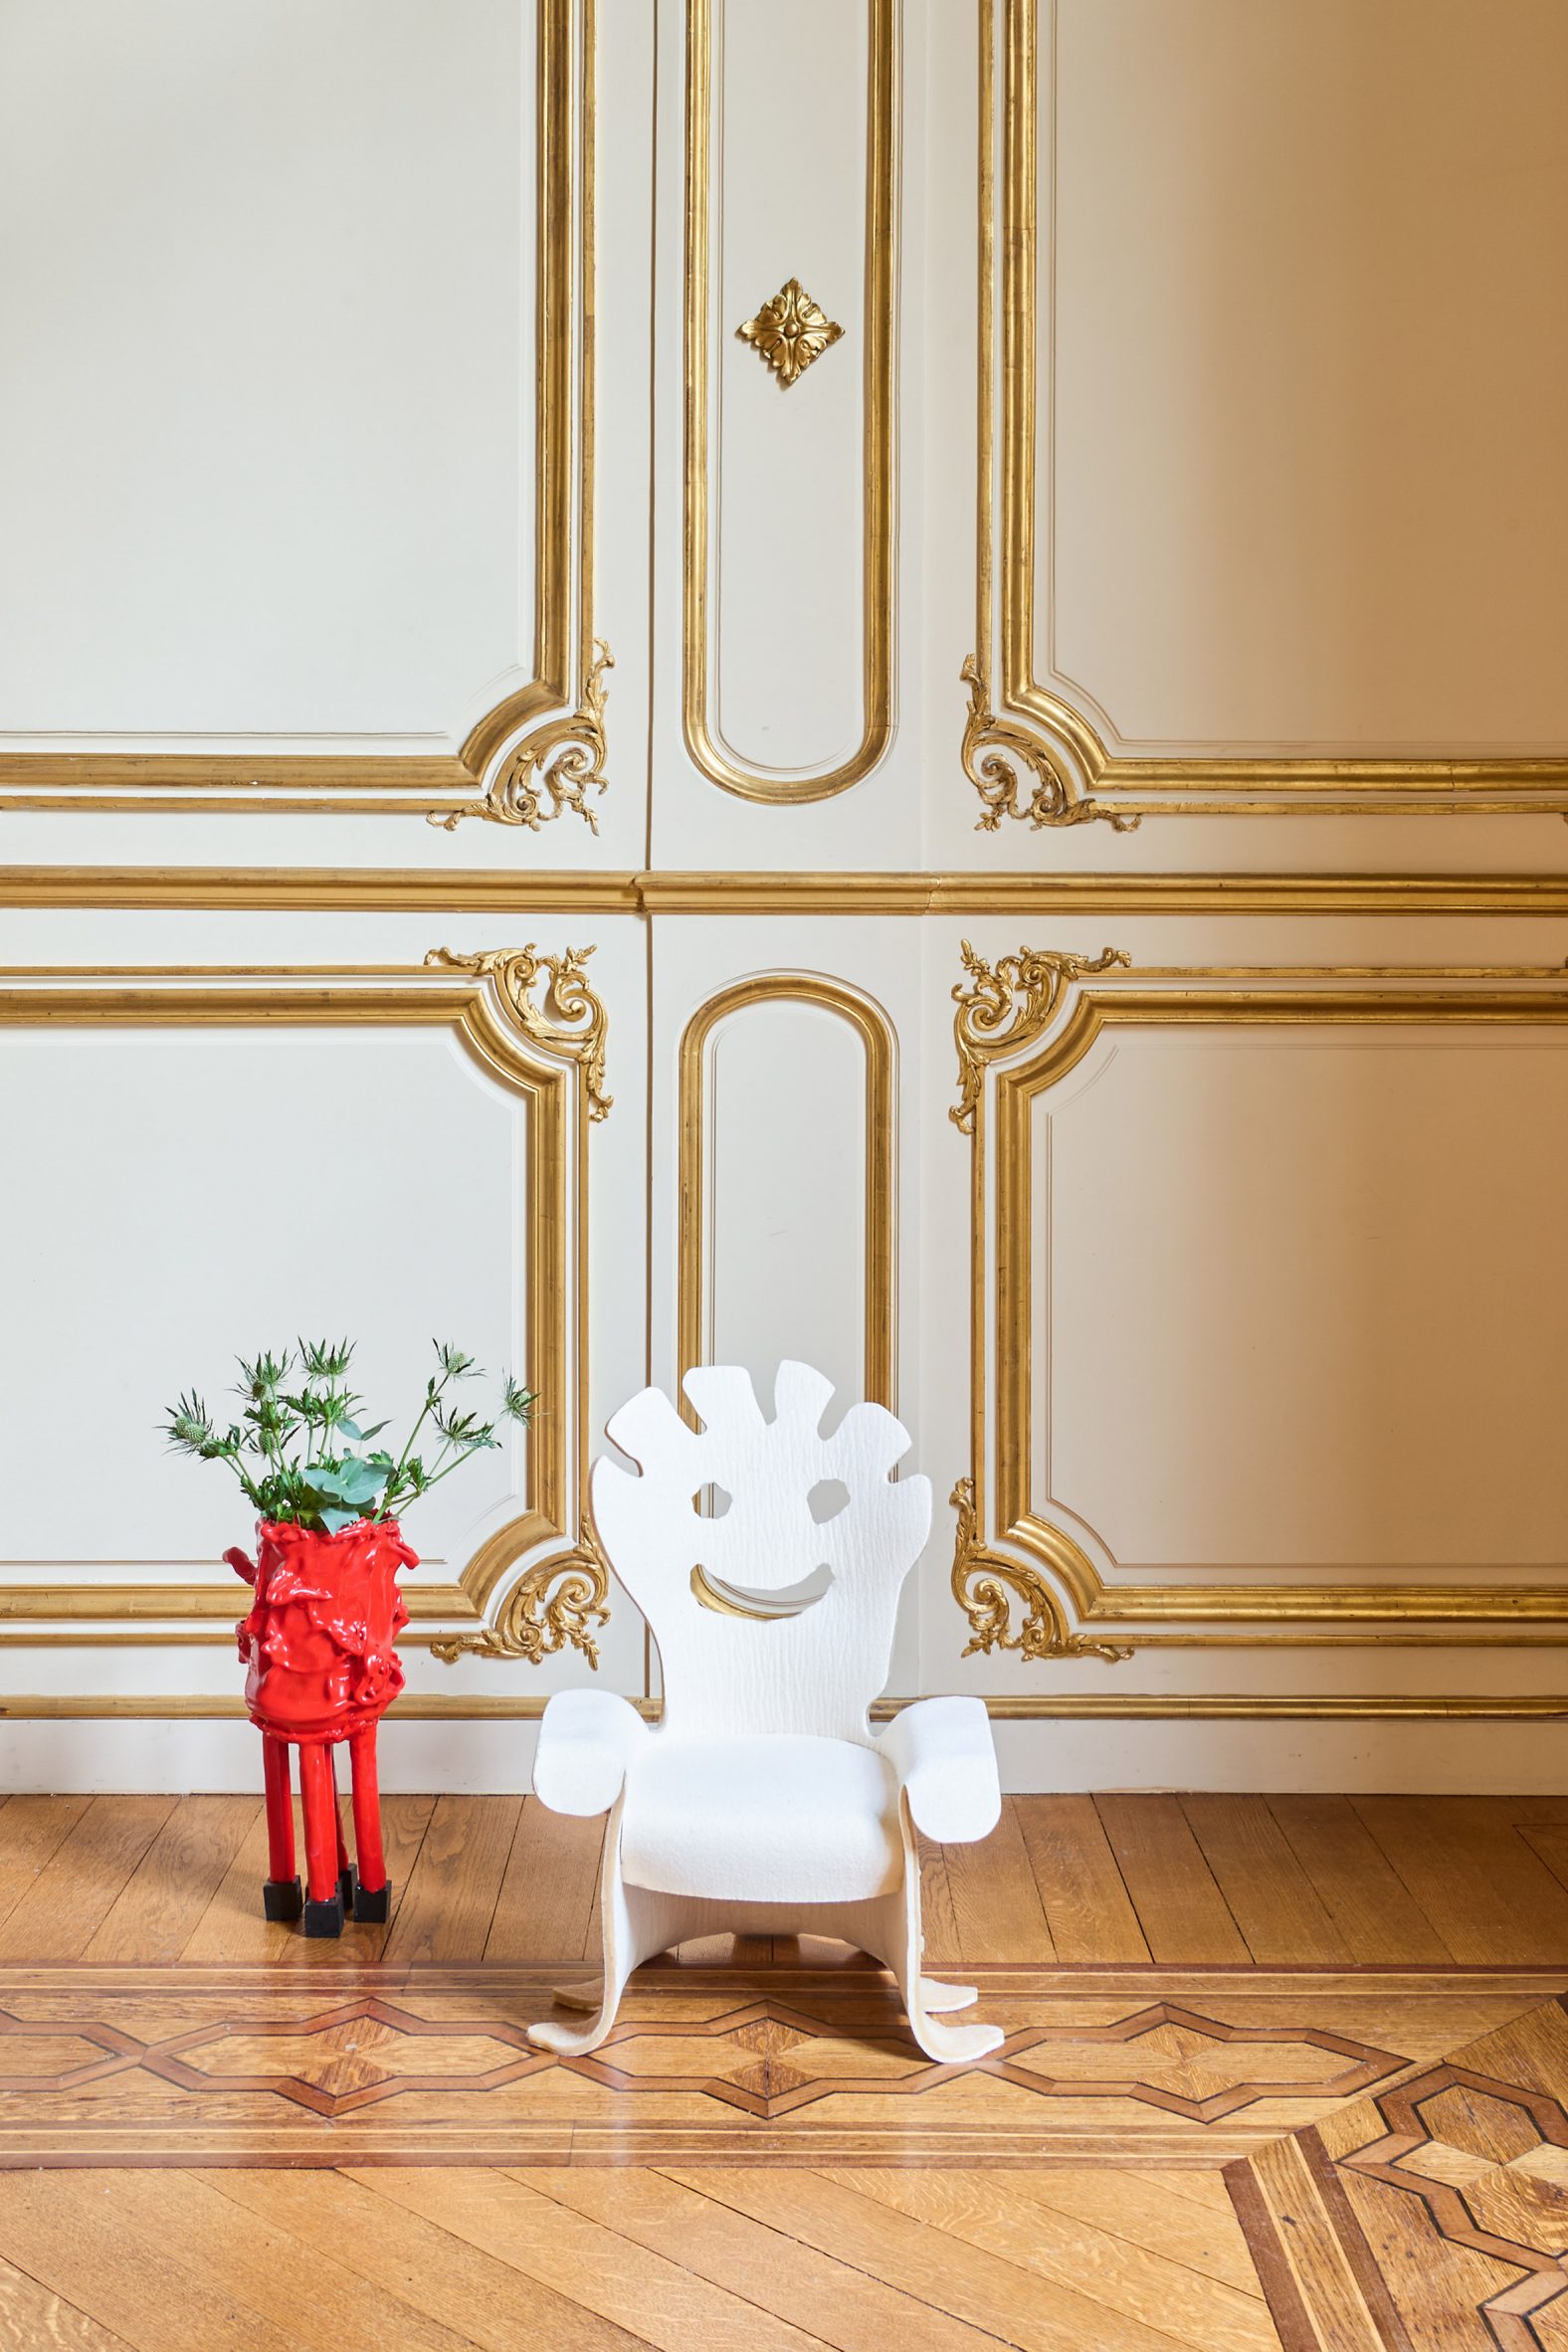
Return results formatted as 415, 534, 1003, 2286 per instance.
226, 1517, 417, 1937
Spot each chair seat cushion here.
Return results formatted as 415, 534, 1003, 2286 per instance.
619, 1733, 903, 1904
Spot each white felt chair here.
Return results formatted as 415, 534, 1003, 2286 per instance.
527, 1360, 1004, 2061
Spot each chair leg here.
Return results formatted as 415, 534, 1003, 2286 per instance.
528, 1812, 692, 2056
868, 1801, 1004, 2063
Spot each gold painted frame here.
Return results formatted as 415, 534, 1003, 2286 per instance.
954, 946, 1568, 1652
0, 0, 602, 828
683, 0, 896, 802
0, 953, 610, 1659
14, 869, 1568, 919
971, 0, 1568, 824
678, 975, 896, 1409
5, 1692, 1564, 1723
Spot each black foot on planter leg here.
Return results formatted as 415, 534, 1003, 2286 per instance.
303, 1889, 345, 1938
352, 1877, 391, 1924
338, 1864, 357, 1913
263, 1876, 303, 1922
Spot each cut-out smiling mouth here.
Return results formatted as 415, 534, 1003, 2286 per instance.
689, 1563, 836, 1620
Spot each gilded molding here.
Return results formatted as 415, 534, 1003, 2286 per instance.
434, 643, 613, 835
8, 1690, 1561, 1721
950, 1478, 1132, 1664
15, 869, 1568, 916
430, 1537, 610, 1667
684, 0, 896, 801
0, 958, 605, 1660
0, 0, 600, 820
736, 278, 844, 388
678, 974, 896, 1413
950, 936, 1129, 1133
960, 656, 1135, 834
425, 943, 611, 1121
960, 949, 1568, 1652
974, 0, 1568, 816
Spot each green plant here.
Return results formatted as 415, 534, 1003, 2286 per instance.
162, 1339, 535, 1534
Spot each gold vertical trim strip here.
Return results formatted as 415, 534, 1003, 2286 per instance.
683, 0, 896, 801
678, 976, 896, 1409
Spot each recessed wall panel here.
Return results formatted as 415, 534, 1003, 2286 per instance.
0, 0, 528, 740
1045, 0, 1568, 752
1, 1026, 524, 1574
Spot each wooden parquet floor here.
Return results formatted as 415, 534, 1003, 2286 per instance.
0, 1792, 1566, 2349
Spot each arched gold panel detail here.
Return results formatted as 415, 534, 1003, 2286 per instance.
677, 974, 896, 1411
683, 0, 896, 802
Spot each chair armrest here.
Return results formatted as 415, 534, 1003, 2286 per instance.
877, 1695, 1001, 1845
533, 1690, 651, 1817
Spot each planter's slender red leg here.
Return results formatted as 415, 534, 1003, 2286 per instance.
297, 1740, 344, 1937
327, 1743, 355, 1912
260, 1735, 302, 1921
348, 1725, 390, 1922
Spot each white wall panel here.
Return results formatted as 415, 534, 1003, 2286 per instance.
0, 0, 526, 742
4, 0, 1568, 1791
1040, 1030, 1568, 1575
1, 1024, 523, 1574
1046, 0, 1568, 753
706, 1002, 867, 1396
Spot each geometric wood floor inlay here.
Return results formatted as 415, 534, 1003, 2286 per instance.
1, 1961, 1561, 2172
1230, 1996, 1568, 2350
10, 1792, 1568, 2345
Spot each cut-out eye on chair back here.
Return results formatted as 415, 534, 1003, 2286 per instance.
590, 1360, 931, 1745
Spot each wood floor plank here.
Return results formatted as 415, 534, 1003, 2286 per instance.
0, 2254, 136, 2352
182, 1792, 435, 1964
1017, 1794, 1151, 1962
827, 2169, 1278, 2352
940, 1797, 1054, 1961
1520, 1823, 1568, 1900
1266, 1794, 1454, 1963
1180, 1795, 1352, 1967
380, 1795, 521, 1964
514, 2168, 1005, 2352
1009, 2167, 1267, 2296
210, 2169, 645, 2352
1094, 1796, 1249, 1964
350, 2167, 830, 2352
84, 1798, 256, 1963
668, 2167, 1196, 2352
1353, 1796, 1568, 1964
486, 1798, 603, 1962
0, 1798, 92, 1934
91, 2172, 484, 2352
1135, 2168, 1250, 2219
0, 2174, 309, 2352
0, 1799, 175, 1963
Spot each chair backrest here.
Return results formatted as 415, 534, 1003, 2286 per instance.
590, 1361, 931, 1744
